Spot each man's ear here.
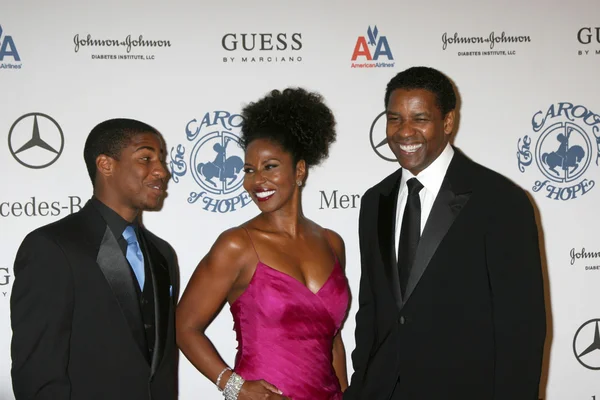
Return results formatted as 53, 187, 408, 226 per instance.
443, 110, 456, 135
95, 154, 115, 179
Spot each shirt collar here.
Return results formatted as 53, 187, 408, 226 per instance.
91, 197, 139, 239
400, 143, 454, 194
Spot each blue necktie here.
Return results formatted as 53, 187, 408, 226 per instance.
123, 225, 145, 290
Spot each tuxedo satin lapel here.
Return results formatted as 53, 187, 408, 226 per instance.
140, 231, 171, 377
377, 172, 403, 309
403, 151, 473, 304
96, 226, 147, 357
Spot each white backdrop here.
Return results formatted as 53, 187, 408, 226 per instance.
1, 0, 599, 398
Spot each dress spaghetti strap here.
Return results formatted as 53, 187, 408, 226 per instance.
322, 229, 339, 264
241, 227, 261, 263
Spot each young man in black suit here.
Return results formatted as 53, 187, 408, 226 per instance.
11, 118, 179, 400
345, 67, 546, 399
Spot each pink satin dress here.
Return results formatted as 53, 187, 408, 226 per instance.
230, 231, 349, 400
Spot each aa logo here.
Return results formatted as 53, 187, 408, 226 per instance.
351, 26, 394, 68
0, 24, 22, 69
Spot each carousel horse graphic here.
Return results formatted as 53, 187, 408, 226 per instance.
196, 139, 244, 187
541, 127, 585, 176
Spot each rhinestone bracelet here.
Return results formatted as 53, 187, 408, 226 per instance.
222, 371, 245, 400
215, 367, 231, 392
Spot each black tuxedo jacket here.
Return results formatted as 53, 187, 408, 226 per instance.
345, 149, 546, 400
10, 201, 179, 400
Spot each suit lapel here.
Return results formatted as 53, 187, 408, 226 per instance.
140, 230, 172, 377
377, 169, 403, 309
402, 150, 473, 305
96, 225, 147, 358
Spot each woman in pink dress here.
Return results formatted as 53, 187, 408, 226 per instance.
177, 88, 349, 400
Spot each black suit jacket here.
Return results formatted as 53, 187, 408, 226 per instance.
10, 201, 179, 400
345, 149, 546, 400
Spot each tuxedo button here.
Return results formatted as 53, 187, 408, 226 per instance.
140, 297, 148, 305
398, 316, 406, 325
144, 323, 153, 330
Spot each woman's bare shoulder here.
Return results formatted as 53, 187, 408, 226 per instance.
203, 225, 255, 267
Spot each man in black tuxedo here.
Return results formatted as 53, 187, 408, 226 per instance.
11, 119, 179, 400
345, 67, 546, 399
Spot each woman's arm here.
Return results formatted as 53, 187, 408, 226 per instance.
176, 228, 286, 398
325, 228, 349, 391
176, 228, 248, 389
333, 331, 349, 391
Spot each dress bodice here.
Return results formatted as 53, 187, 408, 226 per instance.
230, 257, 349, 400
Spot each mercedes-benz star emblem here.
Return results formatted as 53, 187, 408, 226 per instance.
8, 113, 64, 169
369, 110, 396, 162
573, 318, 600, 370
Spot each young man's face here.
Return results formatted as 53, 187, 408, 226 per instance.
108, 132, 168, 215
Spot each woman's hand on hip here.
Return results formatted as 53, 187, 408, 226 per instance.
239, 379, 289, 400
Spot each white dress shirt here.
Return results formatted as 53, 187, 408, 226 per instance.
394, 143, 455, 261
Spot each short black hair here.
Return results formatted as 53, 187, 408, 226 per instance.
384, 66, 457, 115
240, 88, 336, 167
83, 118, 159, 186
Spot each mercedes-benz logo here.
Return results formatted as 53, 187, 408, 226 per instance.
573, 318, 600, 370
8, 113, 64, 169
369, 110, 396, 162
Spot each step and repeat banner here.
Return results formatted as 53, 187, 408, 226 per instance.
1, 0, 599, 398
